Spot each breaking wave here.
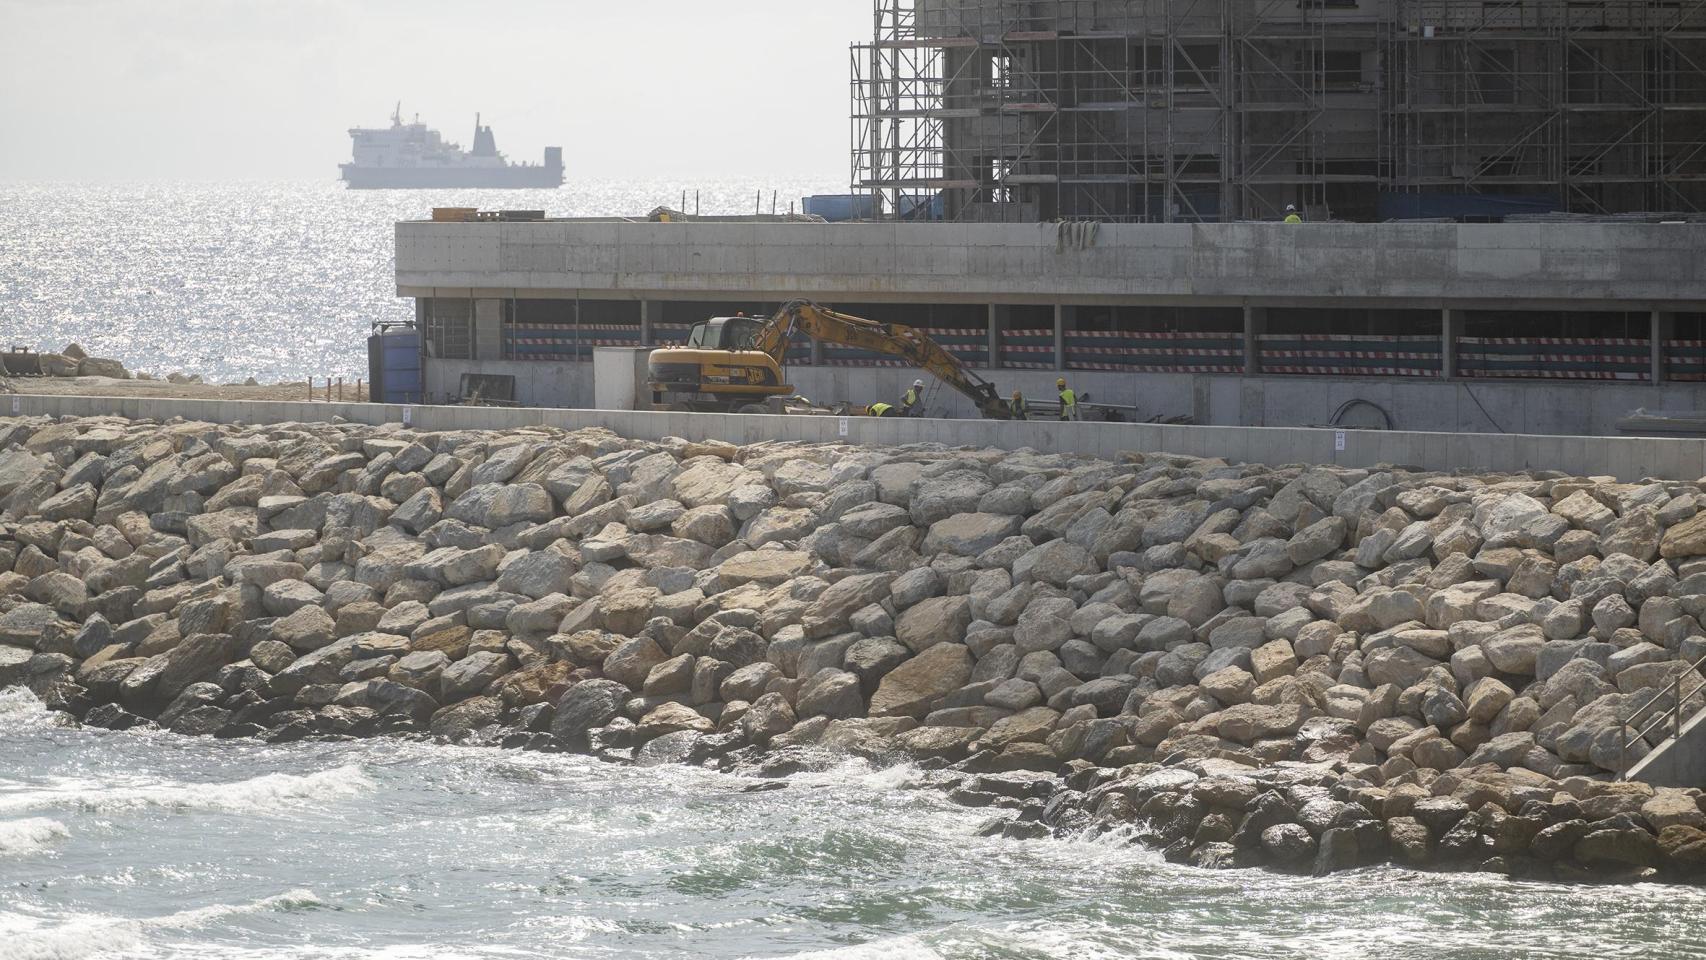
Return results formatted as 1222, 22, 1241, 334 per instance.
0, 818, 68, 858
0, 764, 376, 816
0, 889, 324, 960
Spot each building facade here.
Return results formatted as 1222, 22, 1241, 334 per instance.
852, 0, 1706, 222
395, 218, 1706, 435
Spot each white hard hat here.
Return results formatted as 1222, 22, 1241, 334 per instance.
913, 379, 924, 388
1285, 204, 1296, 212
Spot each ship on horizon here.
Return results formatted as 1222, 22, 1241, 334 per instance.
339, 104, 563, 189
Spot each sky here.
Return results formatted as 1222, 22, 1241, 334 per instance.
0, 0, 869, 182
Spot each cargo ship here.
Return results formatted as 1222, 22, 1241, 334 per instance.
339, 104, 563, 189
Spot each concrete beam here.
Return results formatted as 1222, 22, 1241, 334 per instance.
397, 220, 1706, 311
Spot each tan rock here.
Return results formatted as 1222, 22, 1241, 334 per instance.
869, 643, 973, 719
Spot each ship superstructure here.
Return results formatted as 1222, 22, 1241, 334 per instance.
340, 105, 563, 189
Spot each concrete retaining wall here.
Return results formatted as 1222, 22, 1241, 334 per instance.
413, 354, 1706, 437
12, 393, 1706, 482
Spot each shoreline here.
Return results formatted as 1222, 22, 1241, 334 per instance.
3, 411, 1706, 883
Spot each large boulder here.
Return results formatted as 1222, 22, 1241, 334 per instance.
922, 513, 1023, 557
550, 679, 629, 748
895, 596, 972, 653
869, 643, 973, 719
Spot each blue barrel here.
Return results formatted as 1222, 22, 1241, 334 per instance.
368, 325, 422, 404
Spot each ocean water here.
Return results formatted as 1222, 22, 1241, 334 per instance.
3, 691, 1705, 960
0, 179, 840, 385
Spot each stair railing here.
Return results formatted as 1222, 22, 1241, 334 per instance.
1620, 650, 1706, 780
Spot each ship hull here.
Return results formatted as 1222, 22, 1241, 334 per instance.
340, 164, 563, 189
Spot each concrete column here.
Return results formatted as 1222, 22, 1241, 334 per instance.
1243, 305, 1267, 376
988, 304, 1010, 369
810, 337, 825, 366
639, 299, 655, 346
473, 298, 504, 361
1653, 310, 1674, 385
1441, 308, 1464, 379
1054, 304, 1067, 372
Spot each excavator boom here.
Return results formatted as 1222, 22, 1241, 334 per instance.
758, 300, 1010, 419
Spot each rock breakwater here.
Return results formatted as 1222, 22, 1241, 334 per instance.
3, 412, 1706, 881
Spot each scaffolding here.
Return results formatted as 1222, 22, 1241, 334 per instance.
1383, 0, 1706, 215
852, 0, 1706, 221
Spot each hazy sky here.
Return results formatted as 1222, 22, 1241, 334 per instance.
0, 0, 869, 182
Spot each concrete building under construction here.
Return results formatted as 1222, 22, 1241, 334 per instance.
852, 0, 1706, 222
387, 1, 1706, 437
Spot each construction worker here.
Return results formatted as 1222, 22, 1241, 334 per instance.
1284, 204, 1303, 224
901, 378, 924, 417
868, 401, 895, 418
1056, 378, 1078, 421
1009, 390, 1028, 421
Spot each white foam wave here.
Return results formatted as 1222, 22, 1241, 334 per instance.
766, 934, 945, 960
0, 916, 142, 960
0, 889, 324, 960
0, 764, 376, 816
150, 888, 325, 930
0, 689, 50, 730
0, 818, 69, 858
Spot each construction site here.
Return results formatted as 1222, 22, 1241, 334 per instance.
852, 0, 1706, 223
381, 1, 1706, 437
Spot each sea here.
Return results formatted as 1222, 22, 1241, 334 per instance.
0, 179, 842, 385
3, 690, 1705, 960
6, 180, 1706, 958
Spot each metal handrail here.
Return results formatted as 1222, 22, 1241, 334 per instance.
1620, 650, 1706, 779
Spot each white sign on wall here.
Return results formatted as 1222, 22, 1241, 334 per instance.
1334, 431, 1346, 452
402, 407, 413, 427
9, 396, 18, 414
837, 416, 849, 437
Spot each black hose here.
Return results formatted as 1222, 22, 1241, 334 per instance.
1327, 398, 1395, 431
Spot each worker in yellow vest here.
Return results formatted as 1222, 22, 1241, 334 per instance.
1056, 378, 1078, 421
900, 379, 924, 417
1009, 390, 1028, 420
1284, 204, 1303, 224
868, 401, 895, 418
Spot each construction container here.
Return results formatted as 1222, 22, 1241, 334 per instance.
367, 322, 422, 404
802, 195, 876, 222
431, 207, 478, 222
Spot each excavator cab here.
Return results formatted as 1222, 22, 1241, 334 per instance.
683, 316, 764, 351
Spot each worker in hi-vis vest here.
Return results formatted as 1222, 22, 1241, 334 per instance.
868, 401, 895, 418
1056, 378, 1078, 421
900, 379, 924, 417
1009, 390, 1028, 421
1284, 204, 1303, 224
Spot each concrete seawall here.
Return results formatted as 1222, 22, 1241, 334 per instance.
11, 393, 1706, 482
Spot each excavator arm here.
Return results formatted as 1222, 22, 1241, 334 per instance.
755, 300, 1011, 419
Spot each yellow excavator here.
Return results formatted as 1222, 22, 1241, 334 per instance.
646, 299, 1012, 418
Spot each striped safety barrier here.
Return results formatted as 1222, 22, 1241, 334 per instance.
1000, 328, 1055, 370
822, 327, 988, 368
1457, 336, 1650, 381
505, 322, 641, 361
1257, 334, 1442, 377
1064, 330, 1244, 373
1665, 340, 1706, 381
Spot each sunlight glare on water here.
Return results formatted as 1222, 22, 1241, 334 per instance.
0, 179, 841, 384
